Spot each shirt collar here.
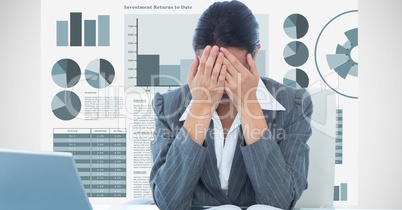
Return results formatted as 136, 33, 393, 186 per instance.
179, 78, 286, 121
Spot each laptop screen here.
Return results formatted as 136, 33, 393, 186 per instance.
0, 149, 92, 210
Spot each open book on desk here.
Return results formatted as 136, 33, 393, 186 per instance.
205, 204, 282, 210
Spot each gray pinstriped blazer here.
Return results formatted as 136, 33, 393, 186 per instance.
150, 77, 313, 210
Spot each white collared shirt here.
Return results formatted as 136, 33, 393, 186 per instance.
179, 78, 285, 191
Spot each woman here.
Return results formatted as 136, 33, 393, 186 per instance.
150, 1, 313, 210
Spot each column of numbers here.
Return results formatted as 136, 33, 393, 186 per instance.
110, 129, 127, 197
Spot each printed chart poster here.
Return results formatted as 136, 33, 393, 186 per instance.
41, 0, 358, 206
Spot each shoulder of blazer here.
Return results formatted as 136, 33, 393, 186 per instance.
260, 76, 309, 109
152, 84, 192, 125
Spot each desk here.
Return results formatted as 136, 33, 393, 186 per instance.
92, 205, 159, 210
92, 205, 386, 210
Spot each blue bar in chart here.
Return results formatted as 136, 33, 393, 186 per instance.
84, 20, 96, 46
340, 183, 348, 201
180, 59, 192, 85
56, 21, 68, 46
98, 15, 110, 46
256, 50, 267, 77
159, 65, 181, 86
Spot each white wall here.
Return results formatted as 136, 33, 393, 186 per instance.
1, 0, 401, 208
359, 0, 402, 208
0, 0, 40, 151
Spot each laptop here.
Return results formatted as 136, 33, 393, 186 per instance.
0, 149, 93, 210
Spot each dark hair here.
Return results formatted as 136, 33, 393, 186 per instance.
192, 0, 260, 56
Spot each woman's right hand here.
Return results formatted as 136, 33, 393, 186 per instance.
184, 45, 226, 144
187, 45, 226, 115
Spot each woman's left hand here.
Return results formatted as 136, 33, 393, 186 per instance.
221, 47, 267, 144
220, 47, 260, 111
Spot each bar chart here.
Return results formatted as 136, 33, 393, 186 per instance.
57, 12, 110, 47
124, 14, 269, 90
334, 183, 348, 201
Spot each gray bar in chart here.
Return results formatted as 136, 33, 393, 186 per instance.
159, 65, 181, 86
56, 21, 68, 46
333, 185, 339, 201
98, 15, 110, 46
84, 20, 96, 46
70, 12, 82, 46
137, 55, 159, 86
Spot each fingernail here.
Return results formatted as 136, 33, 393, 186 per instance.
220, 47, 226, 52
218, 52, 223, 58
212, 45, 218, 52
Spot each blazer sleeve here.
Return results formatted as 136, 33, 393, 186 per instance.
240, 88, 313, 210
149, 92, 208, 210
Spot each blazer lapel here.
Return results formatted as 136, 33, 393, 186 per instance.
227, 110, 274, 202
178, 85, 192, 128
227, 128, 248, 202
200, 122, 232, 203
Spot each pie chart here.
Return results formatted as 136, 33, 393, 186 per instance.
52, 58, 81, 88
85, 58, 115, 88
284, 13, 309, 39
283, 41, 309, 67
52, 90, 81, 120
283, 68, 309, 88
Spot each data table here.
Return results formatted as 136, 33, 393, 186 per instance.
53, 128, 126, 197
